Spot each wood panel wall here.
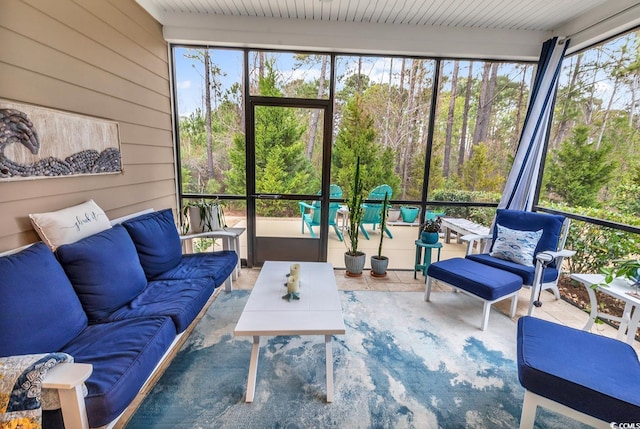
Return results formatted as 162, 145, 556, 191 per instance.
0, 0, 176, 251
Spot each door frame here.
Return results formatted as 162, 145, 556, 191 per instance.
245, 96, 335, 266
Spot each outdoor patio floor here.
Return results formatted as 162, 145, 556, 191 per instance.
231, 265, 640, 354
216, 216, 640, 353
225, 216, 470, 271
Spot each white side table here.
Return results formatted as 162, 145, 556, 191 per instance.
570, 273, 640, 345
181, 227, 245, 291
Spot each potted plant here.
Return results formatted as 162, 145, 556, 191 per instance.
181, 198, 227, 234
344, 158, 366, 277
400, 205, 420, 223
599, 258, 640, 296
370, 191, 390, 277
419, 216, 442, 244
386, 206, 401, 222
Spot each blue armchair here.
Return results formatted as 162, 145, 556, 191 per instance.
464, 209, 575, 315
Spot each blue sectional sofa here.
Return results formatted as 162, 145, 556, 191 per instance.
0, 208, 238, 429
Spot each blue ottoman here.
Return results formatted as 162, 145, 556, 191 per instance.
517, 316, 640, 427
425, 257, 522, 330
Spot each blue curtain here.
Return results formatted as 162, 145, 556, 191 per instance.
499, 37, 570, 211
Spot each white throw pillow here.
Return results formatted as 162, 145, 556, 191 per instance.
29, 200, 111, 250
490, 224, 542, 267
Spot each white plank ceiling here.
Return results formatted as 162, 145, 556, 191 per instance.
140, 0, 607, 31
137, 0, 640, 59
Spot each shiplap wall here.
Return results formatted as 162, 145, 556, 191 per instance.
0, 0, 175, 251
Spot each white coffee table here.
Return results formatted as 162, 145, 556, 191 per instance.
233, 261, 345, 403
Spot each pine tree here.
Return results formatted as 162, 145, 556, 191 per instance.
332, 94, 400, 196
226, 61, 316, 215
545, 126, 616, 207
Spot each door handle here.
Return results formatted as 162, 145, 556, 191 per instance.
256, 194, 281, 199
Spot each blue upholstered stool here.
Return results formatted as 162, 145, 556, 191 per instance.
517, 316, 640, 428
425, 257, 522, 330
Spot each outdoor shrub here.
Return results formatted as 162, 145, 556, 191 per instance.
545, 202, 640, 273
428, 189, 499, 226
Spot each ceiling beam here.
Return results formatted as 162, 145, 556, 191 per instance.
554, 0, 640, 53
161, 12, 548, 61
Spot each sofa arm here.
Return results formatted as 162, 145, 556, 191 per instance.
42, 363, 93, 429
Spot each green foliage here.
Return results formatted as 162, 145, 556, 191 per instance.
420, 217, 442, 233
428, 188, 500, 225
460, 144, 504, 192
544, 202, 640, 273
600, 258, 640, 286
226, 61, 317, 215
545, 125, 616, 208
611, 180, 640, 216
332, 94, 400, 196
377, 192, 390, 258
226, 133, 247, 195
345, 158, 365, 256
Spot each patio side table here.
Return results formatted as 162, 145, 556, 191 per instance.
570, 273, 640, 345
414, 240, 442, 282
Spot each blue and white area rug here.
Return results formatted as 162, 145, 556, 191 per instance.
126, 290, 585, 428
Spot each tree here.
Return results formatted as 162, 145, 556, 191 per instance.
458, 61, 474, 173
226, 61, 316, 214
545, 126, 616, 207
332, 94, 400, 196
293, 54, 329, 159
443, 61, 459, 178
459, 143, 503, 192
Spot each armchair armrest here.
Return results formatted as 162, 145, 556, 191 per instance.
299, 201, 315, 212
538, 249, 576, 259
535, 249, 576, 268
41, 362, 92, 429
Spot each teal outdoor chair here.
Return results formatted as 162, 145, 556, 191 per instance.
360, 184, 393, 240
299, 185, 344, 241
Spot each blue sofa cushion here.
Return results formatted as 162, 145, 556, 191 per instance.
121, 209, 183, 279
427, 257, 522, 301
105, 278, 215, 333
466, 253, 559, 285
56, 225, 147, 323
60, 316, 176, 428
153, 251, 238, 287
490, 209, 565, 267
517, 316, 640, 421
0, 243, 88, 356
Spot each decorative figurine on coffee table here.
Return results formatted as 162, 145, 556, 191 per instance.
282, 263, 301, 301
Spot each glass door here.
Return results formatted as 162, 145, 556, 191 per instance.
247, 99, 334, 265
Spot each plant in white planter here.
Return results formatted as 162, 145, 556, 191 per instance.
370, 191, 390, 277
181, 199, 227, 234
344, 158, 366, 277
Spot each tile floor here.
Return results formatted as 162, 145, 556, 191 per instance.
231, 266, 640, 353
